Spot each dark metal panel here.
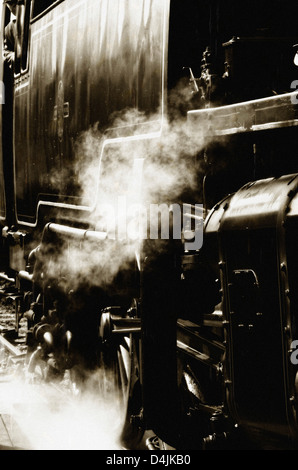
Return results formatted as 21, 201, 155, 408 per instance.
0, 4, 11, 223
14, 0, 169, 225
217, 174, 298, 437
220, 227, 289, 433
188, 92, 298, 137
219, 174, 298, 231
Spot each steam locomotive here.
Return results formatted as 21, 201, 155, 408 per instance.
1, 0, 298, 450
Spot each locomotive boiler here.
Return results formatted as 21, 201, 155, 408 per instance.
1, 0, 298, 450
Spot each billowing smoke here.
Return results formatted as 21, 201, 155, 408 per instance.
42, 83, 210, 291
0, 376, 124, 449
0, 344, 125, 450
76, 92, 207, 210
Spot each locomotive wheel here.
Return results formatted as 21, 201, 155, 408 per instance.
99, 311, 144, 449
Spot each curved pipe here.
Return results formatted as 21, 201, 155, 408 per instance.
27, 346, 43, 374
18, 270, 33, 282
43, 222, 107, 243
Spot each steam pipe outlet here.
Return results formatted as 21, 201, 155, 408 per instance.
18, 270, 33, 283
43, 223, 107, 242
26, 246, 41, 274
27, 346, 43, 373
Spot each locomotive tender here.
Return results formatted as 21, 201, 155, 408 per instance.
1, 0, 298, 450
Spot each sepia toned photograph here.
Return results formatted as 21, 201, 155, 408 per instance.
0, 0, 298, 454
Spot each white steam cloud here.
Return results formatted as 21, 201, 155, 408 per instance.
44, 83, 210, 290
0, 367, 124, 450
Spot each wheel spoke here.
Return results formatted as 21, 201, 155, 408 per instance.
117, 342, 130, 392
99, 307, 144, 448
123, 335, 130, 350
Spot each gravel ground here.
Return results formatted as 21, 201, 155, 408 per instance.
0, 281, 28, 378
